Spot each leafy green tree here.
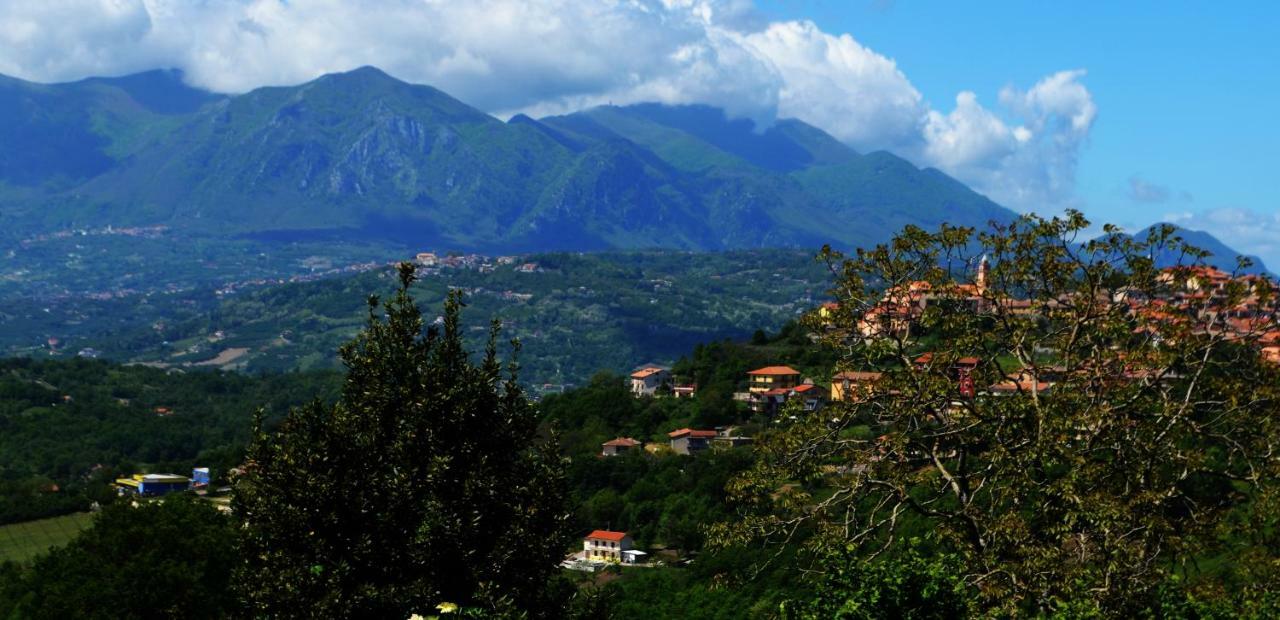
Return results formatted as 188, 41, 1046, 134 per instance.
714, 213, 1280, 615
233, 264, 572, 618
780, 542, 973, 620
0, 495, 237, 619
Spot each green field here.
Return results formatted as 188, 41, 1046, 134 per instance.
0, 512, 94, 564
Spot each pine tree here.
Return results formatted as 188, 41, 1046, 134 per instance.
233, 263, 572, 618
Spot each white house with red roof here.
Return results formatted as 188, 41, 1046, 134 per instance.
629, 365, 671, 396
601, 437, 642, 457
583, 530, 636, 563
668, 428, 717, 454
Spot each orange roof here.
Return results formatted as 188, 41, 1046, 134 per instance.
630, 367, 666, 379
586, 530, 628, 542
914, 353, 979, 366
792, 384, 819, 393
989, 379, 1054, 393
668, 428, 717, 439
603, 437, 641, 447
748, 366, 800, 376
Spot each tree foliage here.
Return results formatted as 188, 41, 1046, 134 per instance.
0, 496, 237, 620
233, 263, 572, 617
713, 213, 1280, 615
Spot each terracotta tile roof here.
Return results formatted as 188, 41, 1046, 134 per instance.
630, 367, 666, 379
748, 366, 800, 376
668, 428, 717, 439
989, 379, 1054, 393
586, 530, 628, 542
914, 353, 979, 367
603, 437, 641, 447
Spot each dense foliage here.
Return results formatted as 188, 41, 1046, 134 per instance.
234, 265, 573, 618
715, 213, 1280, 615
0, 495, 238, 619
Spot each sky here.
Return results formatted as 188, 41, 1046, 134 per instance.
1, 1, 1276, 265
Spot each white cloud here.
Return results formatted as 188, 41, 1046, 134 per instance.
0, 0, 1098, 212
913, 70, 1097, 211
734, 20, 925, 150
1165, 207, 1280, 270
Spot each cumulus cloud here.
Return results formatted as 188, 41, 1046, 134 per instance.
1166, 208, 1280, 270
0, 0, 1098, 211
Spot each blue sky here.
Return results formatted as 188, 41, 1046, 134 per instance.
0, 1, 1275, 264
762, 1, 1280, 261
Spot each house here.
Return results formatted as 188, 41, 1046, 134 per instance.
114, 473, 191, 497
602, 437, 641, 457
583, 530, 635, 563
749, 381, 826, 414
790, 382, 826, 411
668, 428, 717, 455
630, 365, 671, 396
831, 371, 883, 401
414, 252, 439, 267
672, 384, 697, 398
747, 366, 801, 393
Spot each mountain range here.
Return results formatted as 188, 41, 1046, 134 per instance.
0, 66, 1265, 274
0, 66, 1013, 252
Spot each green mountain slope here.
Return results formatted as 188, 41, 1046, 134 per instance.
0, 67, 1016, 253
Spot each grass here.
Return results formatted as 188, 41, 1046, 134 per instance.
0, 512, 94, 564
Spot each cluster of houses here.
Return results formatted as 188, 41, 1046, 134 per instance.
821, 261, 1280, 402
630, 363, 826, 414
413, 251, 523, 274
601, 427, 753, 458
578, 261, 1280, 572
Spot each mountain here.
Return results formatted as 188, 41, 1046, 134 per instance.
0, 67, 1014, 252
1134, 223, 1270, 275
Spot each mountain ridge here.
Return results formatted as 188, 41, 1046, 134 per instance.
0, 66, 1014, 253
0, 67, 1265, 272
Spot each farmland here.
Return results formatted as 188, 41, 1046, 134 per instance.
0, 512, 93, 564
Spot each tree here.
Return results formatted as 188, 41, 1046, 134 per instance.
233, 263, 573, 618
779, 542, 973, 620
713, 213, 1280, 615
0, 495, 237, 620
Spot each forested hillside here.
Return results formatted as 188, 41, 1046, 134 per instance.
4, 250, 833, 389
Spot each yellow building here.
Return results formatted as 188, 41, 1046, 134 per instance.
830, 371, 883, 401
747, 366, 801, 393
